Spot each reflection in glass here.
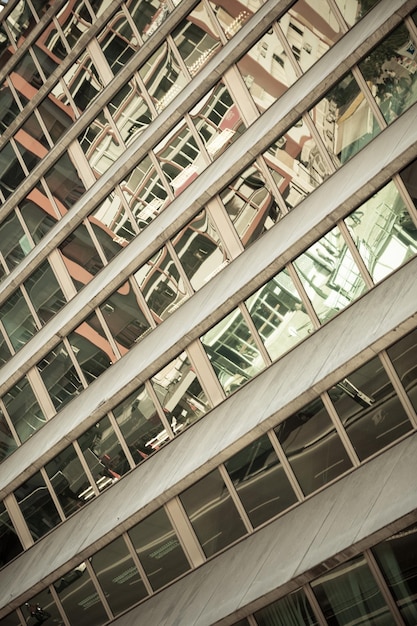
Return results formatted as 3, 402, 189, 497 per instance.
334, 0, 379, 26
309, 72, 380, 166
128, 507, 190, 590
151, 352, 211, 435
0, 289, 37, 351
55, 0, 94, 49
112, 384, 166, 462
254, 588, 319, 626
77, 415, 128, 499
155, 120, 202, 195
59, 222, 104, 288
387, 327, 417, 414
237, 28, 297, 112
246, 269, 314, 362
91, 191, 138, 247
37, 94, 73, 144
311, 555, 393, 625
15, 471, 61, 541
22, 586, 63, 626
0, 142, 26, 199
0, 501, 23, 568
6, 1, 37, 42
359, 24, 417, 125
399, 157, 417, 211
99, 13, 138, 75
329, 357, 412, 460
62, 53, 104, 112
121, 154, 169, 229
20, 186, 58, 244
173, 209, 227, 291
191, 81, 244, 159
12, 50, 43, 88
108, 78, 152, 146
0, 611, 21, 626
139, 41, 188, 112
36, 341, 84, 411
0, 83, 20, 133
208, 1, 254, 39
180, 469, 247, 557
91, 536, 148, 616
2, 376, 46, 443
220, 161, 281, 246
172, 2, 221, 77
372, 523, 417, 626
0, 210, 30, 273
265, 120, 333, 211
99, 282, 151, 350
345, 181, 417, 283
24, 261, 66, 325
68, 318, 115, 383
293, 225, 368, 324
201, 307, 266, 395
135, 246, 189, 322
55, 561, 108, 626
45, 444, 90, 517
0, 406, 17, 461
275, 398, 352, 495
78, 108, 125, 176
129, 0, 171, 41
225, 434, 297, 528
44, 152, 86, 212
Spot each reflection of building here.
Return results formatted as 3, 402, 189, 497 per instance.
1, 1, 417, 626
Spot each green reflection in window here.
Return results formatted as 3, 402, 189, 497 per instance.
201, 307, 266, 395
2, 375, 46, 443
24, 260, 66, 325
15, 470, 61, 542
386, 327, 417, 415
328, 356, 412, 460
0, 142, 26, 199
275, 397, 352, 495
246, 268, 314, 362
334, 0, 379, 26
255, 588, 319, 626
345, 181, 417, 284
44, 152, 86, 212
45, 444, 90, 517
179, 469, 247, 557
225, 434, 298, 528
36, 342, 84, 411
20, 197, 56, 245
293, 225, 367, 324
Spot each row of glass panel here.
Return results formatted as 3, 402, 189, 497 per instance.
1, 324, 416, 579
1, 158, 416, 452
2, 1, 414, 275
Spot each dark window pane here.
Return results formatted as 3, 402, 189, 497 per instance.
255, 588, 319, 626
2, 376, 46, 443
15, 471, 61, 541
36, 342, 84, 411
21, 587, 62, 626
386, 328, 417, 415
99, 282, 151, 350
45, 445, 90, 517
24, 261, 66, 325
0, 289, 37, 351
0, 406, 17, 461
68, 322, 114, 384
225, 434, 297, 528
0, 142, 26, 199
59, 223, 104, 287
55, 562, 108, 626
0, 502, 23, 568
0, 211, 29, 272
44, 152, 86, 211
180, 469, 247, 557
275, 398, 352, 495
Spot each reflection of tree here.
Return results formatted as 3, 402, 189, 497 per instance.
359, 26, 409, 84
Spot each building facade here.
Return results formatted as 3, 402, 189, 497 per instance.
0, 0, 417, 624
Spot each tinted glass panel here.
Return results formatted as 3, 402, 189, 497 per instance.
44, 152, 86, 212
55, 562, 108, 626
0, 406, 17, 461
15, 471, 61, 541
0, 211, 29, 273
37, 342, 84, 411
45, 444, 91, 517
99, 282, 151, 350
387, 328, 417, 414
2, 376, 46, 443
0, 502, 23, 568
255, 588, 319, 626
59, 222, 104, 287
68, 322, 115, 383
0, 289, 37, 351
24, 261, 66, 325
22, 587, 62, 626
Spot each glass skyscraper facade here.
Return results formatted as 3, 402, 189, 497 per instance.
0, 0, 417, 624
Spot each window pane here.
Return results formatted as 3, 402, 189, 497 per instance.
108, 78, 152, 146
255, 588, 319, 626
0, 611, 21, 626
15, 470, 61, 541
45, 444, 91, 517
0, 406, 17, 461
225, 434, 298, 528
20, 196, 56, 244
44, 152, 86, 212
328, 357, 412, 460
24, 261, 66, 325
68, 320, 115, 383
112, 384, 166, 463
36, 342, 84, 411
59, 222, 104, 287
2, 376, 46, 443
91, 535, 148, 616
91, 191, 138, 246
78, 108, 125, 176
0, 211, 29, 273
334, 0, 379, 26
179, 469, 247, 557
154, 120, 202, 195
55, 562, 108, 626
372, 523, 417, 626
201, 308, 266, 395
275, 398, 352, 495
129, 0, 171, 41
99, 14, 138, 76
0, 502, 23, 568
0, 289, 37, 351
121, 155, 169, 229
0, 142, 26, 199
21, 587, 62, 626
128, 507, 190, 590
386, 327, 417, 414
246, 268, 314, 362
139, 41, 188, 113
293, 225, 368, 324
311, 555, 393, 625
99, 282, 151, 350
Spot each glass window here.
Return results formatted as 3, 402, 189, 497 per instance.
44, 152, 86, 213
328, 356, 412, 460
208, 1, 260, 40
129, 0, 171, 41
345, 181, 417, 283
154, 120, 202, 195
359, 24, 417, 125
219, 161, 281, 247
179, 469, 247, 557
275, 397, 352, 495
45, 444, 91, 517
68, 320, 115, 383
99, 281, 151, 350
19, 188, 58, 244
0, 142, 26, 199
172, 3, 221, 77
63, 53, 104, 113
56, 0, 94, 49
399, 156, 417, 211
77, 415, 128, 499
54, 561, 108, 626
372, 523, 417, 626
21, 587, 62, 626
59, 222, 104, 287
151, 352, 211, 435
0, 288, 37, 351
36, 342, 84, 411
108, 78, 152, 146
237, 28, 298, 113
201, 307, 266, 395
254, 588, 319, 626
309, 72, 380, 166
0, 611, 21, 626
112, 384, 166, 463
12, 49, 43, 88
78, 108, 125, 177
311, 554, 394, 625
24, 261, 66, 325
246, 268, 314, 362
0, 501, 23, 568
6, 1, 37, 42
0, 406, 17, 462
387, 327, 417, 414
173, 209, 227, 291
225, 434, 298, 528
0, 210, 30, 273
90, 191, 138, 247
91, 535, 148, 616
99, 14, 138, 75
37, 94, 73, 144
334, 0, 379, 26
0, 83, 21, 133
293, 225, 368, 324
2, 376, 46, 443
15, 470, 61, 541
139, 41, 188, 112
128, 507, 191, 590
134, 245, 189, 322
